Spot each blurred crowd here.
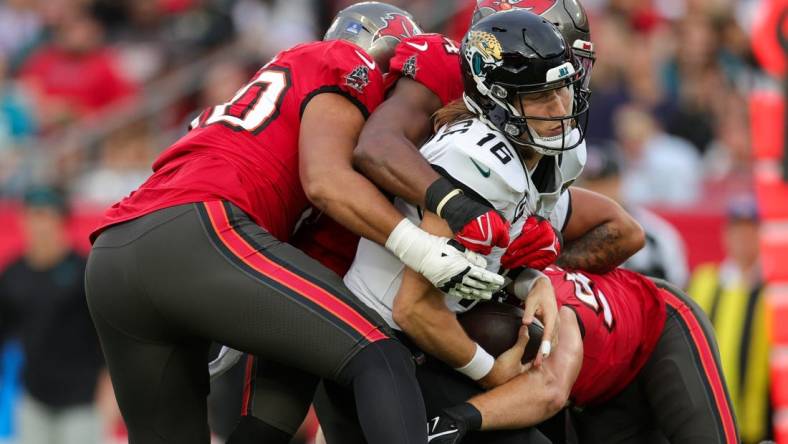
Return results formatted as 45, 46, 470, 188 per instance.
0, 0, 775, 443
0, 0, 765, 208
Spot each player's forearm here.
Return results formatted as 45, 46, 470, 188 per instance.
469, 364, 562, 430
468, 308, 583, 430
556, 220, 643, 273
558, 188, 645, 273
304, 170, 404, 246
393, 273, 476, 368
354, 130, 440, 207
400, 304, 476, 368
353, 78, 442, 207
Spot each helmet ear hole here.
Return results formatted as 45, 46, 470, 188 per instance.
490, 85, 508, 99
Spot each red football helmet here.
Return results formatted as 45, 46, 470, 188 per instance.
472, 0, 595, 92
324, 2, 422, 72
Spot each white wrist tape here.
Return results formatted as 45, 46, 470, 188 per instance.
512, 269, 548, 300
385, 218, 426, 272
455, 343, 495, 380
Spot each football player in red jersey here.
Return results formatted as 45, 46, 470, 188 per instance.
424, 269, 739, 444
83, 3, 510, 442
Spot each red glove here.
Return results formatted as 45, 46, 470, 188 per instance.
500, 216, 561, 270
454, 210, 511, 255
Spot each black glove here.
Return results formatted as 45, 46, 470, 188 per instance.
427, 403, 482, 443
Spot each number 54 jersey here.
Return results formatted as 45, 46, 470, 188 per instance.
92, 40, 386, 243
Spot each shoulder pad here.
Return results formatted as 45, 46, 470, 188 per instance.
559, 141, 587, 186
421, 119, 527, 214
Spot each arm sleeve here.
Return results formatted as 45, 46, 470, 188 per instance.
386, 34, 463, 106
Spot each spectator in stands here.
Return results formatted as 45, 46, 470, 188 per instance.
614, 104, 702, 207
0, 0, 42, 68
0, 54, 36, 143
687, 195, 773, 444
0, 186, 108, 444
18, 6, 137, 131
702, 94, 754, 199
0, 53, 37, 198
232, 0, 316, 57
578, 141, 690, 288
199, 60, 249, 109
71, 121, 155, 208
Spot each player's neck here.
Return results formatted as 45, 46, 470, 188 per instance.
524, 153, 542, 171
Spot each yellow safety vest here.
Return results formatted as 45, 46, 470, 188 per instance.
688, 263, 771, 444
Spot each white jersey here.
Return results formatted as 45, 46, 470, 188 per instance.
345, 118, 586, 329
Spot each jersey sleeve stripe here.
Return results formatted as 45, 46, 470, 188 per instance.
299, 86, 371, 120
198, 200, 388, 345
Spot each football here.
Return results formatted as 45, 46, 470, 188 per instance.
457, 301, 544, 364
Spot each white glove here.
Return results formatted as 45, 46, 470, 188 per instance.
386, 219, 505, 300
208, 346, 244, 381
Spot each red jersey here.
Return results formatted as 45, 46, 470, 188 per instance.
291, 213, 360, 276
294, 34, 465, 274
92, 40, 386, 242
545, 266, 667, 406
386, 33, 463, 106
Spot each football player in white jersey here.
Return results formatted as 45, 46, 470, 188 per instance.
332, 10, 590, 444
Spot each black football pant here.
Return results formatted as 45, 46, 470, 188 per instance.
309, 332, 552, 444
571, 279, 739, 444
85, 202, 427, 444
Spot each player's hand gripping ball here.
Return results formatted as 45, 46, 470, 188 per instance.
457, 301, 544, 364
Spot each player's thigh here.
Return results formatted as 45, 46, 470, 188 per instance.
571, 382, 661, 444
639, 304, 738, 443
129, 201, 391, 380
88, 306, 211, 444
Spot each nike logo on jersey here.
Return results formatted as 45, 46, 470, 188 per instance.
470, 158, 491, 177
354, 50, 376, 70
406, 41, 429, 51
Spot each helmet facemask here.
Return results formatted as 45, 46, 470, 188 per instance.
571, 39, 595, 93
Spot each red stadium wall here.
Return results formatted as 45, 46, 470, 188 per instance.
752, 0, 788, 439
0, 201, 725, 272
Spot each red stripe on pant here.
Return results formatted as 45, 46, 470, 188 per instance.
202, 201, 388, 343
241, 355, 256, 416
662, 290, 738, 444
